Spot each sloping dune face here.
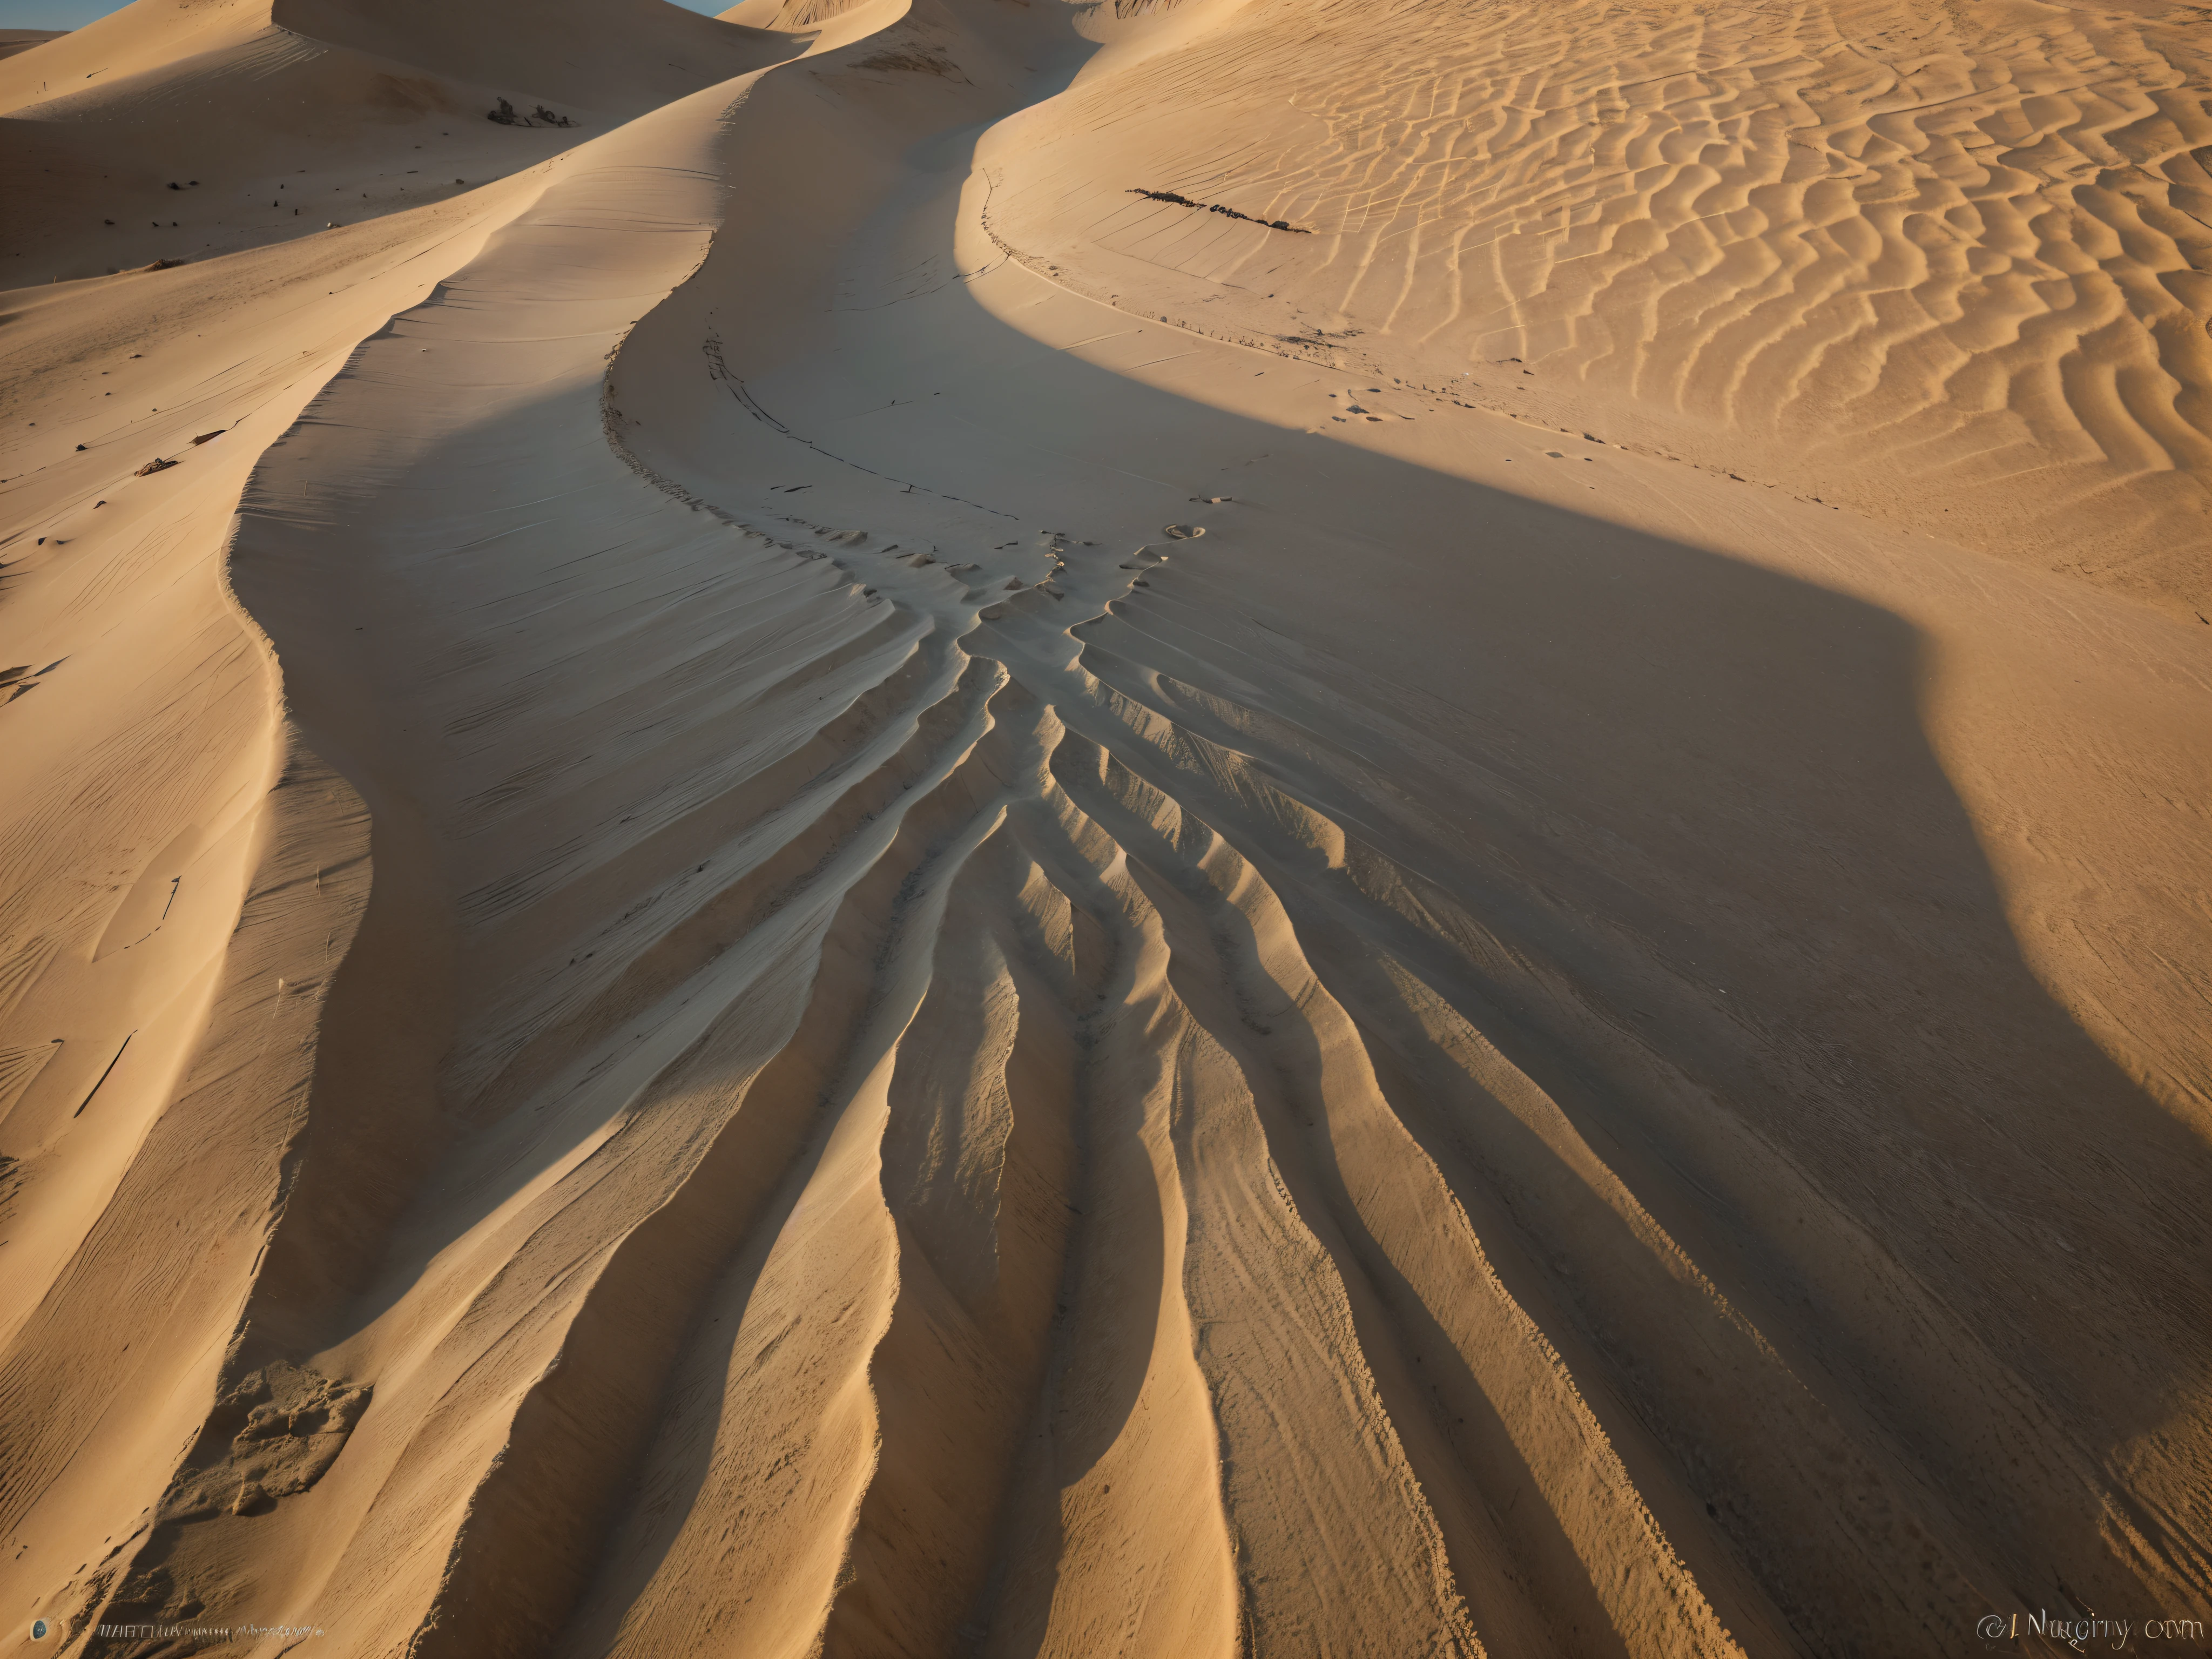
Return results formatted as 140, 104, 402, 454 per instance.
981, 0, 2212, 613
0, 0, 801, 285
1, 0, 2208, 1654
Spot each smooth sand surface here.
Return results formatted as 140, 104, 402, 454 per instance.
2, 0, 2208, 1653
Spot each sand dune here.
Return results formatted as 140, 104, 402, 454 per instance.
0, 0, 804, 287
0, 31, 66, 64
983, 0, 2212, 616
1, 0, 2208, 1654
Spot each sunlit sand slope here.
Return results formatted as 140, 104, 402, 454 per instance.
984, 0, 2212, 615
0, 0, 2207, 1654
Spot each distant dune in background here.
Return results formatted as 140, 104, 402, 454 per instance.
1, 0, 2207, 1653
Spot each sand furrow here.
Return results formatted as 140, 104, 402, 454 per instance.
2, 0, 2207, 1651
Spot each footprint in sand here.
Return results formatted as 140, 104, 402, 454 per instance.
1162, 524, 1205, 539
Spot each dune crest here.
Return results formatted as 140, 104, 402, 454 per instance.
2, 0, 2208, 1653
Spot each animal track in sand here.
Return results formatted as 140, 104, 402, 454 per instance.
6, 3, 2206, 1655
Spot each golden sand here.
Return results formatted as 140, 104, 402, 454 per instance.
2, 0, 2207, 1651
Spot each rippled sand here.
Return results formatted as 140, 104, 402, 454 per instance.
2, 0, 2208, 1653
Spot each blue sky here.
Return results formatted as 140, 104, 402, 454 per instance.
0, 0, 725, 27
0, 0, 122, 25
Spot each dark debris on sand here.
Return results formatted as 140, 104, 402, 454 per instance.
1129, 188, 1308, 233
488, 97, 578, 128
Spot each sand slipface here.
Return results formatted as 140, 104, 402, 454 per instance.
0, 0, 2207, 1652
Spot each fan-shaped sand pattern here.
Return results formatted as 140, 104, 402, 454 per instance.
1, 0, 2208, 1654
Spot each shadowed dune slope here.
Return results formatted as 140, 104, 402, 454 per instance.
1, 0, 2208, 1655
0, 0, 804, 285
